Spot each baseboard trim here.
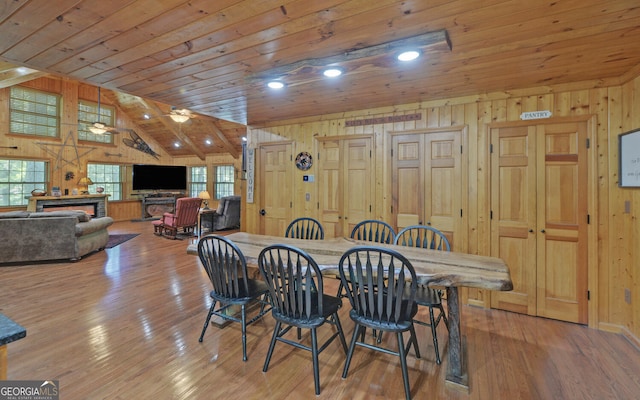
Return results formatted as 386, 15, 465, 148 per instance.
621, 326, 640, 351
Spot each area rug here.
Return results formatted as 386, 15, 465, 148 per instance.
105, 233, 139, 248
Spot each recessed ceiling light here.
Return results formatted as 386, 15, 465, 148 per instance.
143, 113, 151, 120
174, 142, 181, 148
205, 139, 212, 145
397, 50, 421, 62
267, 81, 285, 89
323, 67, 343, 78
241, 136, 247, 142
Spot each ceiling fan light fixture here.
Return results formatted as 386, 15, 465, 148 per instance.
169, 113, 190, 123
397, 50, 421, 62
323, 67, 343, 78
89, 123, 107, 134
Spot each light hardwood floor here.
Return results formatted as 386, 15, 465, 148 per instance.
1, 221, 639, 399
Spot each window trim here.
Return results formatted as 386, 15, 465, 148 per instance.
9, 86, 61, 138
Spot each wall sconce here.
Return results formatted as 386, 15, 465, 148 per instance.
198, 191, 211, 209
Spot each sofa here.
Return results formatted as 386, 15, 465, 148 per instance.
0, 210, 114, 264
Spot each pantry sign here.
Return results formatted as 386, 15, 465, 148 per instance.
520, 110, 552, 120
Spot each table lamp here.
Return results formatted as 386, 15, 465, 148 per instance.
198, 191, 211, 209
77, 177, 93, 194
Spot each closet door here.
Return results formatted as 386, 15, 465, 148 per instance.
343, 138, 374, 235
535, 122, 588, 324
489, 126, 537, 315
318, 140, 342, 237
490, 122, 588, 324
318, 137, 373, 238
392, 130, 463, 248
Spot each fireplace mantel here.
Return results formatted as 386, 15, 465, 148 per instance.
26, 194, 110, 217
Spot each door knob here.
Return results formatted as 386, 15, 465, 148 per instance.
540, 229, 546, 233
529, 229, 534, 233
259, 209, 266, 216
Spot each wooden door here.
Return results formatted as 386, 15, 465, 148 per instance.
489, 126, 538, 315
392, 130, 463, 248
318, 140, 342, 237
392, 134, 424, 229
259, 143, 292, 236
318, 137, 373, 238
536, 122, 588, 324
490, 122, 588, 324
343, 138, 374, 235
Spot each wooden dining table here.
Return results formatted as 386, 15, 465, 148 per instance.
187, 232, 512, 393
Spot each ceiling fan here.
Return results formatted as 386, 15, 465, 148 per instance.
88, 87, 122, 134
166, 107, 195, 123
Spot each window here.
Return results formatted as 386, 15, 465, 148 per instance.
0, 159, 48, 207
78, 99, 115, 143
214, 165, 235, 199
189, 166, 207, 197
10, 87, 60, 137
87, 163, 122, 200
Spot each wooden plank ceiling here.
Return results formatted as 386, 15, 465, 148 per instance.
1, 0, 640, 159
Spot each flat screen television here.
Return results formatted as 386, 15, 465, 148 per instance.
132, 164, 187, 191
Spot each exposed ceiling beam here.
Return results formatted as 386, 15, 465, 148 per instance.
247, 30, 452, 86
0, 63, 48, 89
141, 99, 208, 161
197, 117, 241, 159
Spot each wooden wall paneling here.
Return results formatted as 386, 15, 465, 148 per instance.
581, 99, 609, 328
586, 88, 608, 330
506, 97, 521, 121
299, 122, 316, 217
464, 100, 492, 307
440, 104, 453, 126
610, 84, 630, 329
241, 79, 640, 341
426, 107, 439, 128
494, 98, 507, 122
538, 93, 554, 111
19, 77, 62, 93
0, 88, 7, 136
522, 95, 538, 114
326, 119, 340, 137
451, 103, 465, 127
620, 80, 637, 336
571, 90, 591, 116
593, 87, 618, 330
555, 92, 572, 117
374, 125, 387, 221
58, 81, 80, 192
632, 78, 640, 346
108, 200, 142, 222
459, 111, 473, 247
461, 105, 477, 306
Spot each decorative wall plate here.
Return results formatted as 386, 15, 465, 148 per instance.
295, 151, 313, 170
